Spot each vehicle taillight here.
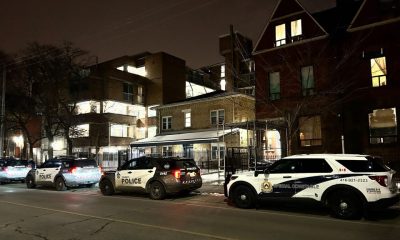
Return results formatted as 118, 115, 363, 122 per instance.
172, 169, 181, 179
369, 175, 388, 187
69, 167, 77, 174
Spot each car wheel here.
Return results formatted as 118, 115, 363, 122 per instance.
233, 185, 255, 209
99, 179, 114, 196
149, 181, 166, 200
329, 190, 363, 219
26, 175, 36, 189
55, 177, 67, 191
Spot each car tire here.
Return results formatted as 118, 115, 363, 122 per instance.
99, 179, 115, 196
149, 181, 166, 200
55, 177, 67, 191
329, 190, 363, 219
233, 185, 256, 209
26, 175, 36, 189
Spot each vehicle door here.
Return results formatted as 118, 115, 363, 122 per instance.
261, 159, 301, 198
291, 158, 333, 198
35, 160, 61, 185
115, 158, 156, 191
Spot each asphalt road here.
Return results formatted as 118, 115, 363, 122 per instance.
0, 183, 399, 240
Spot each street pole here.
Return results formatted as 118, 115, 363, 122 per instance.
0, 66, 6, 158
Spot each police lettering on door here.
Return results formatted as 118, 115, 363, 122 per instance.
39, 174, 52, 180
121, 177, 142, 185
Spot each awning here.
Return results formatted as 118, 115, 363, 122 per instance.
130, 129, 238, 147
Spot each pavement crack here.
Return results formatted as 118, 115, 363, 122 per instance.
0, 219, 25, 229
90, 221, 113, 235
14, 226, 49, 240
61, 217, 92, 227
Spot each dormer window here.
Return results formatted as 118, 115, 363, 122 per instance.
290, 19, 302, 41
275, 24, 286, 46
275, 19, 303, 47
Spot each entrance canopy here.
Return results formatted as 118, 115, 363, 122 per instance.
130, 129, 238, 147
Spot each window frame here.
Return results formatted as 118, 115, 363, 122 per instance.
370, 56, 387, 87
123, 82, 134, 102
162, 116, 172, 130
210, 109, 225, 125
299, 115, 322, 147
301, 65, 315, 96
269, 71, 281, 100
275, 23, 286, 47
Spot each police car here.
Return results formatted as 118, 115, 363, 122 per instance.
25, 157, 102, 191
225, 154, 399, 219
0, 158, 32, 184
99, 156, 202, 200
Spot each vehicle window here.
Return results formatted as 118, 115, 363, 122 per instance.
268, 159, 299, 173
135, 158, 153, 169
73, 160, 97, 168
0, 160, 4, 167
337, 158, 389, 172
124, 160, 137, 170
298, 158, 332, 173
175, 160, 197, 169
5, 160, 28, 167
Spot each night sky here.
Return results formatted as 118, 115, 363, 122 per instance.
0, 0, 335, 69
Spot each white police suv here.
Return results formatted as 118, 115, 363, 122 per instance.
99, 156, 202, 199
225, 154, 399, 219
26, 157, 102, 191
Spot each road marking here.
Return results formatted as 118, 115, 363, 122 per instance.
0, 200, 237, 240
2, 186, 400, 229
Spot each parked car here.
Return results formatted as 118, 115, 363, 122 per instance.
25, 156, 102, 191
99, 156, 202, 199
225, 154, 399, 219
0, 158, 32, 184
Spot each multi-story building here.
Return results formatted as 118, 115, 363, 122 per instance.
131, 90, 255, 168
131, 32, 261, 169
253, 0, 400, 162
41, 52, 188, 168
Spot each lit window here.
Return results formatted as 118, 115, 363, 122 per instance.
123, 83, 134, 102
220, 79, 226, 91
184, 112, 191, 128
211, 110, 225, 125
70, 124, 89, 138
369, 108, 397, 144
221, 65, 225, 78
291, 19, 302, 38
301, 66, 315, 96
103, 101, 145, 117
275, 24, 286, 46
110, 124, 132, 137
299, 116, 322, 146
162, 116, 172, 130
370, 57, 387, 87
269, 72, 280, 100
75, 101, 100, 114
137, 85, 143, 104
117, 65, 147, 77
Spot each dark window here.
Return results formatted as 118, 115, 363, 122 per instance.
297, 158, 332, 173
337, 158, 389, 172
268, 159, 299, 173
123, 83, 134, 102
4, 160, 28, 167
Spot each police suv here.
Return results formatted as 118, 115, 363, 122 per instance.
0, 158, 32, 184
26, 157, 102, 191
225, 154, 399, 219
99, 156, 202, 200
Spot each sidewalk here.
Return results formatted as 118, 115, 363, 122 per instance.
199, 171, 225, 194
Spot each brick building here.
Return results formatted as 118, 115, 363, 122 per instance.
253, 0, 400, 162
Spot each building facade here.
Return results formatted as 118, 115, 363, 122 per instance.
253, 0, 400, 163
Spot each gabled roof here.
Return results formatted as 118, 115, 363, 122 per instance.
253, 0, 328, 55
348, 0, 400, 32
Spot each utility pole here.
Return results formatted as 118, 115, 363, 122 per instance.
0, 66, 6, 157
229, 24, 236, 91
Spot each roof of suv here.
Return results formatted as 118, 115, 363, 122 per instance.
284, 154, 370, 160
